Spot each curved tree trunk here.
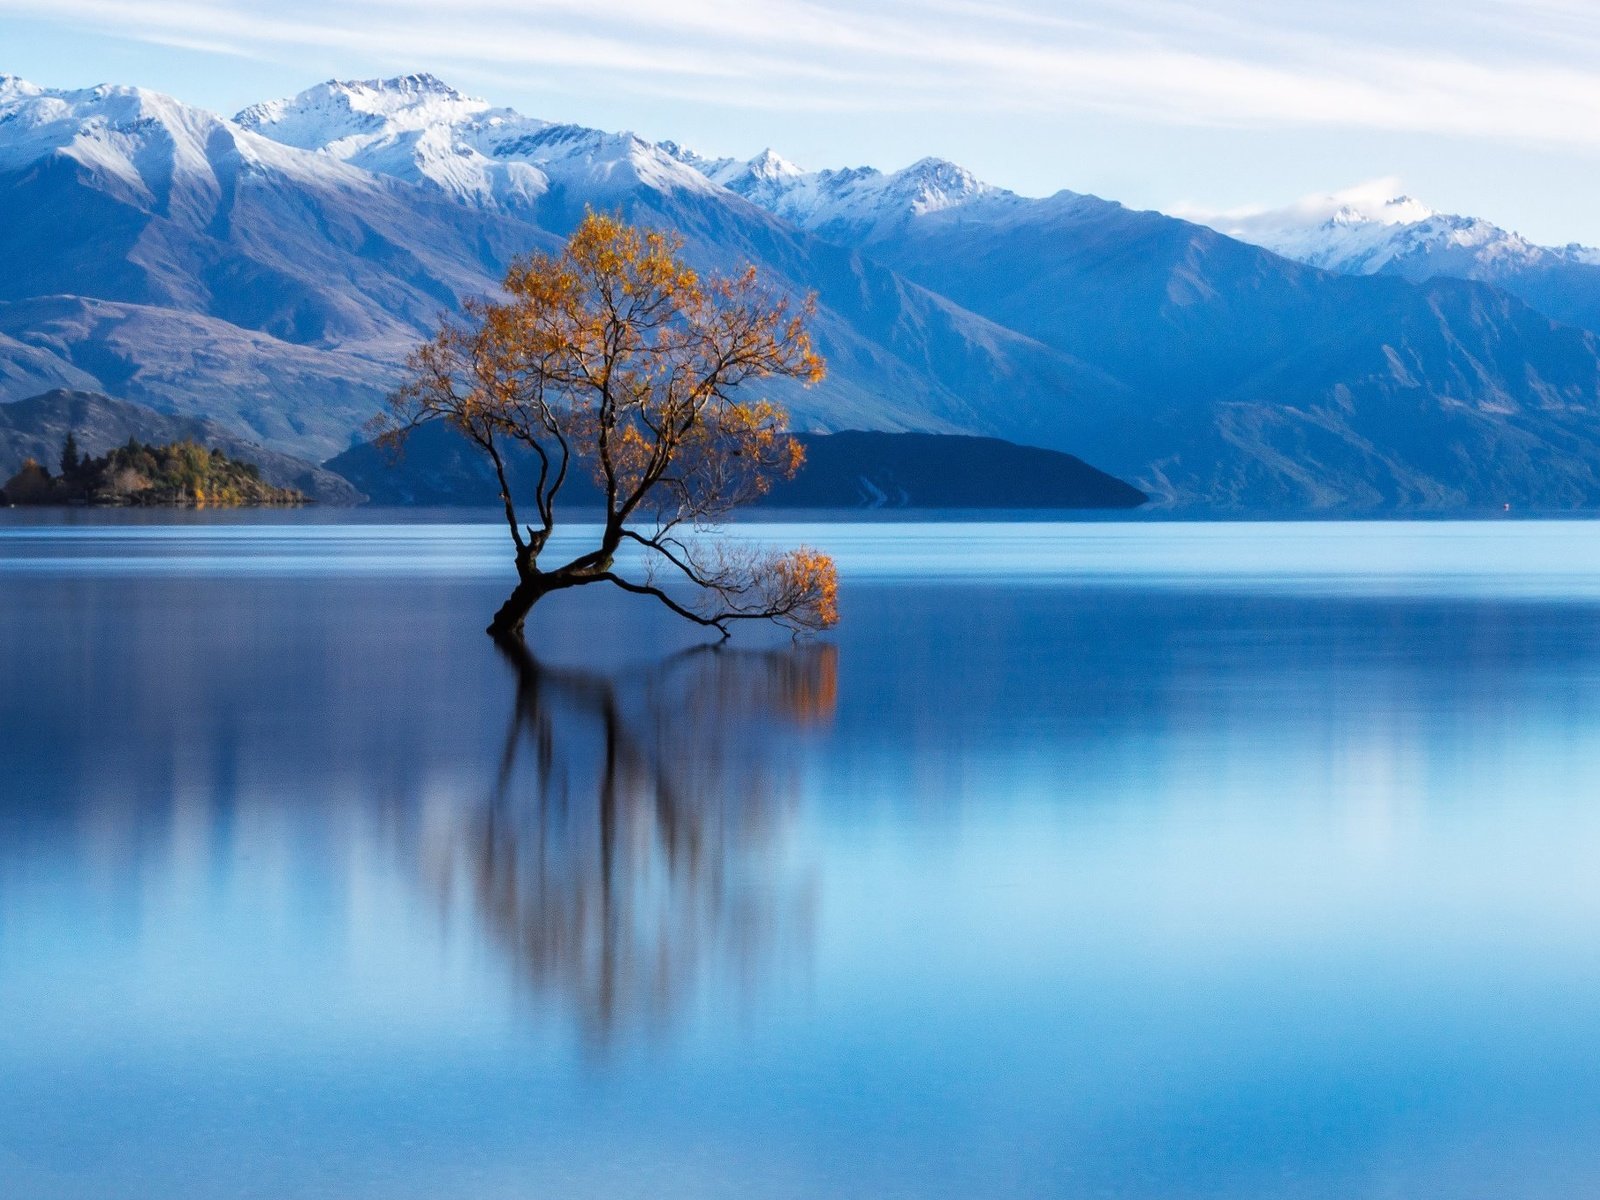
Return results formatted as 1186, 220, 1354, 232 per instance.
487, 574, 547, 639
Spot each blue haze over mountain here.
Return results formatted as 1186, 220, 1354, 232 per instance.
704, 154, 1600, 507
1191, 184, 1600, 340
6, 71, 1600, 508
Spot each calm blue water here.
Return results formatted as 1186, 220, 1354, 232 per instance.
6, 514, 1600, 1199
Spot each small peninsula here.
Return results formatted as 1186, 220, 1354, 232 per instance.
1, 436, 307, 508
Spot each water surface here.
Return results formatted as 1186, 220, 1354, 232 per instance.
5, 515, 1600, 1199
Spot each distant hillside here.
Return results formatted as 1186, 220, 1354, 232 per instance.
773, 431, 1145, 508
327, 424, 1146, 510
0, 391, 362, 504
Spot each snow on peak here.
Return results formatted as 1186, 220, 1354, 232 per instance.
324, 71, 472, 112
350, 71, 461, 99
239, 75, 720, 209
1179, 179, 1598, 281
240, 74, 542, 206
0, 76, 383, 220
0, 74, 43, 102
795, 156, 1014, 234
235, 74, 496, 150
669, 146, 1014, 236
1295, 180, 1438, 228
1179, 179, 1436, 266
896, 156, 982, 198
654, 141, 799, 190
745, 148, 803, 181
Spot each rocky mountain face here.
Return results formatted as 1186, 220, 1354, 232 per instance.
7, 72, 1600, 508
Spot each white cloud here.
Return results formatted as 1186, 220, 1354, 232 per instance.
1171, 177, 1440, 243
4, 0, 1600, 150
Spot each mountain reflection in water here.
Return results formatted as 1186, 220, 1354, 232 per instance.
13, 519, 1600, 1199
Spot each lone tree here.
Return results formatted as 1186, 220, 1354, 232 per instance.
378, 212, 839, 641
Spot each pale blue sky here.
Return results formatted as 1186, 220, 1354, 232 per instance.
4, 0, 1600, 244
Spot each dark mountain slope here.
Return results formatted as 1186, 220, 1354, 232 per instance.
327, 422, 1145, 510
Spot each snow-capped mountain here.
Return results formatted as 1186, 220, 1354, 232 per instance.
0, 74, 554, 452
0, 72, 374, 204
666, 145, 1024, 241
1197, 181, 1600, 275
241, 76, 1023, 241
231, 76, 1129, 451
237, 74, 720, 209
10, 71, 1600, 507
0, 71, 517, 343
0, 73, 1113, 461
1192, 181, 1600, 333
657, 145, 1600, 505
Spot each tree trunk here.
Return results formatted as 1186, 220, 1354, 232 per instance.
487, 574, 547, 639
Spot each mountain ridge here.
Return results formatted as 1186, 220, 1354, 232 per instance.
8, 72, 1600, 508
0, 73, 1120, 465
1190, 182, 1600, 336
692, 154, 1600, 506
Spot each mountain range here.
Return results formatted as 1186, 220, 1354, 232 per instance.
1194, 182, 1600, 340
6, 71, 1600, 508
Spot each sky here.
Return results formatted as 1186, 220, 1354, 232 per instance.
3, 0, 1600, 244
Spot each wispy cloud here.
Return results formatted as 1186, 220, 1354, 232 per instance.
1172, 177, 1412, 220
5, 0, 1600, 149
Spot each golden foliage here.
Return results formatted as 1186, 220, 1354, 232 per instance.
379, 210, 823, 538
381, 210, 839, 638
766, 546, 840, 632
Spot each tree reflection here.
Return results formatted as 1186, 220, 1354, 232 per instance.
418, 636, 837, 1047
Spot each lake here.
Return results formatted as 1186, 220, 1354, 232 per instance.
5, 514, 1600, 1199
